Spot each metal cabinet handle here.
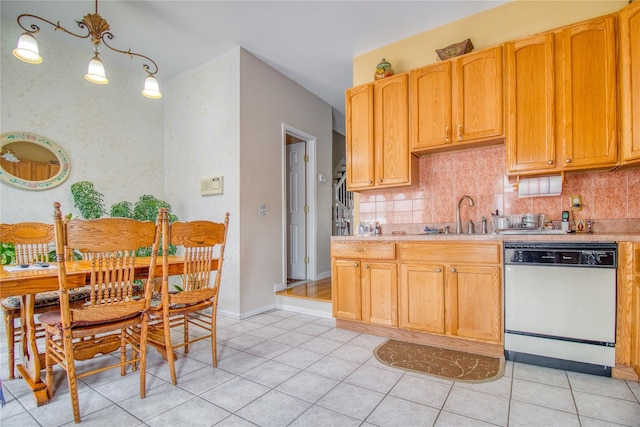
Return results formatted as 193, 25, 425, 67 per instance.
435, 268, 442, 273
364, 264, 369, 269
457, 124, 463, 141
566, 158, 572, 164
445, 126, 450, 142
547, 160, 554, 165
368, 180, 373, 184
379, 179, 383, 183
451, 267, 457, 273
354, 263, 359, 267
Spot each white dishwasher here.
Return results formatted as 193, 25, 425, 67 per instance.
504, 242, 617, 376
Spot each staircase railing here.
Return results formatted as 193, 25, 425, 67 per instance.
333, 157, 354, 236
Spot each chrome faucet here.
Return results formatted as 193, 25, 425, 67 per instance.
456, 195, 475, 233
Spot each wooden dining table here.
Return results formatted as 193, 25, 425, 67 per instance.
0, 256, 194, 406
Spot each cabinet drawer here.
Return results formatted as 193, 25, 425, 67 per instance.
331, 241, 396, 260
398, 242, 501, 264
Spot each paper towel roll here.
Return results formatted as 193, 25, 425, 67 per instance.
518, 175, 563, 198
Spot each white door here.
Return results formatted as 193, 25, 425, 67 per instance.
287, 141, 307, 281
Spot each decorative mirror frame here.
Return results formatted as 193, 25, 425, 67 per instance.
0, 131, 71, 190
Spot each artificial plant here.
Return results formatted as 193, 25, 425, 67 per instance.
70, 182, 178, 255
70, 181, 106, 219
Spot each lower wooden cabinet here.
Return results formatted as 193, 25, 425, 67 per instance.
447, 264, 502, 343
332, 259, 361, 321
399, 263, 446, 334
362, 261, 397, 327
331, 259, 398, 326
399, 261, 502, 344
398, 242, 503, 345
331, 242, 397, 327
331, 240, 503, 346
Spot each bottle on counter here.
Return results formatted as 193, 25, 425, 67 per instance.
374, 222, 381, 235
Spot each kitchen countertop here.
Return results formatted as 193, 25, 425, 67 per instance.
332, 232, 640, 243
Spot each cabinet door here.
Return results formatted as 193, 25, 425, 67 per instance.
557, 15, 617, 169
399, 263, 445, 333
345, 83, 375, 190
362, 261, 397, 327
331, 259, 361, 320
506, 33, 557, 174
410, 62, 453, 150
374, 73, 411, 187
619, 1, 640, 165
447, 265, 502, 344
452, 45, 504, 143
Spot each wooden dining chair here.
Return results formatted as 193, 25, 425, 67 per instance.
146, 211, 229, 386
39, 202, 162, 423
0, 222, 90, 380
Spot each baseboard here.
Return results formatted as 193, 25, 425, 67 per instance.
275, 295, 333, 318
315, 270, 331, 280
218, 303, 277, 320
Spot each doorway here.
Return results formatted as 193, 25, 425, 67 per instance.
282, 125, 316, 289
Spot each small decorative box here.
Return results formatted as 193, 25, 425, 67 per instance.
436, 38, 474, 60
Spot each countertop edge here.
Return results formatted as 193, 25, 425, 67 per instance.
331, 233, 640, 243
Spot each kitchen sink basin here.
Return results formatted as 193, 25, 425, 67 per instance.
497, 229, 568, 235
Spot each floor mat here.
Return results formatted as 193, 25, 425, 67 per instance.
374, 339, 504, 383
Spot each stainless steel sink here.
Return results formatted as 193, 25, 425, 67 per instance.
497, 229, 567, 235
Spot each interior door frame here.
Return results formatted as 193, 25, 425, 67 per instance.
281, 124, 317, 290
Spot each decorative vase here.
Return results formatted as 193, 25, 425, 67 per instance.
374, 58, 394, 80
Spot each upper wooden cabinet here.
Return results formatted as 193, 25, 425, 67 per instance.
410, 62, 452, 150
506, 15, 618, 175
505, 33, 557, 174
345, 73, 418, 191
619, 0, 640, 166
410, 46, 504, 154
345, 83, 374, 190
557, 14, 618, 170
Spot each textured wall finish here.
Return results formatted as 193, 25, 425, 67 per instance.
0, 10, 164, 223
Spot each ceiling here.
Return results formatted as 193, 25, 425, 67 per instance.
1, 1, 509, 129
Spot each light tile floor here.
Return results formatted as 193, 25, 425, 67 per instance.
1, 309, 639, 426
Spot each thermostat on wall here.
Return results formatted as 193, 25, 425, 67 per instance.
201, 176, 223, 195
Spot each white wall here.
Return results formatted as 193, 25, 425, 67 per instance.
0, 8, 164, 223
163, 48, 242, 316
164, 48, 333, 317
238, 49, 333, 315
1, 6, 334, 318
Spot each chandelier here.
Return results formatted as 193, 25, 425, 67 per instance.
12, 0, 162, 99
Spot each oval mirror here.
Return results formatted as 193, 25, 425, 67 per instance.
0, 132, 70, 190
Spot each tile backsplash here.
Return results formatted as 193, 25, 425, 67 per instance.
358, 145, 640, 231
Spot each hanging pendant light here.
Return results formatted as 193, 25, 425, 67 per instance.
85, 53, 108, 84
13, 32, 43, 64
142, 74, 162, 99
13, 0, 161, 99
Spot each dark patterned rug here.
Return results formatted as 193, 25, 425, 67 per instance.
374, 339, 504, 383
